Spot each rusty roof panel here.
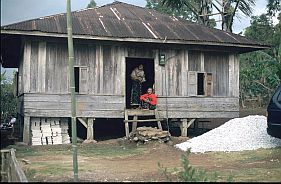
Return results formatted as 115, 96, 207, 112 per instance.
1, 1, 268, 48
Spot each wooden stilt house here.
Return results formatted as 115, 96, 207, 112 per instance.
1, 2, 269, 145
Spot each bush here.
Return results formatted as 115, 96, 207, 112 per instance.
158, 149, 220, 182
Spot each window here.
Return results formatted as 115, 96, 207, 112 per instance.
197, 73, 205, 95
188, 72, 213, 96
74, 66, 88, 94
74, 67, 79, 93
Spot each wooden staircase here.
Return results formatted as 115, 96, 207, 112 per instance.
124, 109, 164, 138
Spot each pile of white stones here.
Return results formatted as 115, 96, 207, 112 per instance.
175, 115, 281, 153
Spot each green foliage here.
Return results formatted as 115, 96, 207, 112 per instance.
146, 0, 198, 23
158, 149, 219, 182
24, 168, 37, 181
0, 71, 17, 123
240, 13, 281, 107
87, 0, 96, 8
157, 0, 256, 32
239, 51, 280, 106
266, 0, 281, 17
155, 0, 216, 28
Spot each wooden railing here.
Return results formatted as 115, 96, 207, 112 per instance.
0, 148, 28, 182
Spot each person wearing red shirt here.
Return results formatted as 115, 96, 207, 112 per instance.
140, 88, 157, 110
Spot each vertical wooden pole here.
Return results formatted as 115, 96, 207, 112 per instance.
124, 110, 129, 138
155, 109, 162, 130
87, 118, 95, 140
66, 0, 78, 181
1, 152, 4, 176
23, 116, 30, 145
132, 115, 138, 132
7, 151, 11, 181
181, 119, 188, 137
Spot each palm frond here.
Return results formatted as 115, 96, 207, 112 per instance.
237, 0, 256, 16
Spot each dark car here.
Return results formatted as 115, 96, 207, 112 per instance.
267, 85, 281, 138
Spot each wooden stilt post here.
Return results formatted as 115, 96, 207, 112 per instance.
124, 110, 129, 138
23, 116, 31, 145
87, 118, 95, 140
180, 119, 188, 137
155, 109, 162, 130
132, 115, 138, 132
180, 119, 196, 137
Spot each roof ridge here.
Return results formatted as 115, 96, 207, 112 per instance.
0, 1, 269, 48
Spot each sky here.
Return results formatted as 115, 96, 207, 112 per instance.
0, 0, 272, 78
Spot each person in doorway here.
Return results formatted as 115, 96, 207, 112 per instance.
130, 64, 146, 108
140, 88, 157, 110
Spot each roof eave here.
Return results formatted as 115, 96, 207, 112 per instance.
1, 29, 270, 51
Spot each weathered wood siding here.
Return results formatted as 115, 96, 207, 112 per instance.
46, 42, 69, 93
204, 52, 229, 96
20, 94, 238, 118
21, 94, 124, 118
19, 39, 239, 119
157, 97, 239, 118
22, 41, 126, 95
155, 49, 189, 96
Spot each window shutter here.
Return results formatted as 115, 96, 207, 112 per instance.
188, 71, 197, 96
79, 67, 88, 94
205, 73, 213, 96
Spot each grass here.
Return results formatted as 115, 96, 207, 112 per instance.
195, 147, 281, 182
6, 143, 281, 182
77, 143, 149, 158
8, 142, 149, 159
7, 142, 150, 181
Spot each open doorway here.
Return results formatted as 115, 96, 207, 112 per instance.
125, 57, 155, 109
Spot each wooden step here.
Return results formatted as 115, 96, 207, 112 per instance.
126, 109, 155, 116
124, 118, 164, 123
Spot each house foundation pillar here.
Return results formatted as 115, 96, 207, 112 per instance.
179, 118, 196, 137
23, 116, 31, 145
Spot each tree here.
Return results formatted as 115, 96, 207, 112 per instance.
0, 71, 17, 123
87, 0, 96, 8
146, 0, 203, 23
240, 13, 281, 106
266, 0, 281, 16
244, 14, 275, 55
159, 0, 215, 27
160, 0, 256, 32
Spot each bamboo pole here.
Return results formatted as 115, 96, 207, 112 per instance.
66, 0, 78, 181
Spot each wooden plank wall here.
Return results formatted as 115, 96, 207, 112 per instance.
204, 52, 229, 96
188, 51, 201, 71
19, 39, 239, 119
21, 93, 238, 118
154, 49, 188, 96
22, 94, 124, 118
26, 41, 127, 95
22, 40, 232, 97
157, 97, 239, 118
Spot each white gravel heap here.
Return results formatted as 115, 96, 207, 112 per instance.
175, 115, 281, 153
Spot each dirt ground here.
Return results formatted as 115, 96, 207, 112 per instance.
3, 107, 279, 182
10, 136, 281, 182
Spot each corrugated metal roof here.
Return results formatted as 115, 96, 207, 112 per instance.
1, 1, 269, 48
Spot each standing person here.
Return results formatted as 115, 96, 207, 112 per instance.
140, 88, 157, 110
130, 64, 146, 108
